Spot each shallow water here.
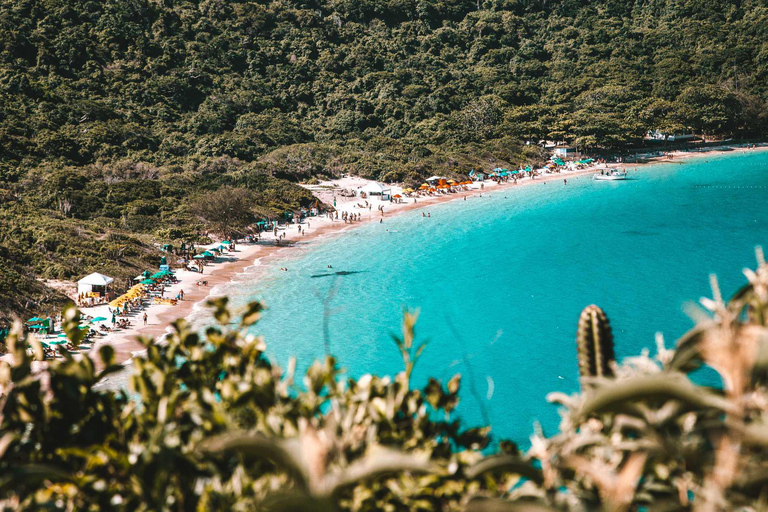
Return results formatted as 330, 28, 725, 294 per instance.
193, 151, 768, 444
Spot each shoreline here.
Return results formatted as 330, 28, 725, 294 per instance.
87, 142, 768, 367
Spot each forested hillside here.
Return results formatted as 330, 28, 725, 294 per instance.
1, 0, 768, 317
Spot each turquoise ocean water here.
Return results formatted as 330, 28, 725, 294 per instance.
194, 151, 768, 444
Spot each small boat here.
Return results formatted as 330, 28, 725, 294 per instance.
593, 170, 628, 181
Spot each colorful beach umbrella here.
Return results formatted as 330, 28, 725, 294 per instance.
90, 316, 108, 323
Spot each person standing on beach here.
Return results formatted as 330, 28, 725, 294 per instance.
143, 312, 148, 325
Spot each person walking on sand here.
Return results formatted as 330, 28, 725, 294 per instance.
143, 312, 148, 326
179, 289, 184, 300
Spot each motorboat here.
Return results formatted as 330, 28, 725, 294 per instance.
593, 169, 628, 181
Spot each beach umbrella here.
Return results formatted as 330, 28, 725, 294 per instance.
141, 279, 155, 285
142, 270, 151, 278
211, 247, 221, 253
90, 316, 108, 323
193, 254, 206, 259
47, 339, 67, 345
202, 251, 214, 257
221, 241, 232, 245
26, 317, 44, 324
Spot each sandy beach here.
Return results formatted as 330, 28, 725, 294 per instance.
57, 142, 768, 367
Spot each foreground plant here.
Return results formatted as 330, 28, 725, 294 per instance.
0, 298, 520, 511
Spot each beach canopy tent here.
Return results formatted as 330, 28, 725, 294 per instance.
361, 182, 391, 200
77, 272, 114, 296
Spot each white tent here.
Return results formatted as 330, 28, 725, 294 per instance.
77, 272, 114, 296
361, 182, 391, 200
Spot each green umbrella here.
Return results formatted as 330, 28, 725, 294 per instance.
142, 270, 151, 278
211, 247, 221, 253
47, 339, 67, 345
193, 254, 206, 259
221, 241, 232, 245
27, 317, 44, 323
151, 272, 164, 279
141, 279, 155, 285
202, 251, 214, 257
90, 316, 108, 323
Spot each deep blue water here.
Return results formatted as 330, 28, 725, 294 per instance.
201, 151, 768, 444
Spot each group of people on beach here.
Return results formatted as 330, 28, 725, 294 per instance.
342, 211, 363, 223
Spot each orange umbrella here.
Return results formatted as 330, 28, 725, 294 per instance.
419, 184, 429, 190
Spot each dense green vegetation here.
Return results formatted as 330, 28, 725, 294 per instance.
3, 256, 768, 511
2, 0, 768, 318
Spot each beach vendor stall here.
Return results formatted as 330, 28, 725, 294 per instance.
360, 182, 392, 201
77, 272, 114, 305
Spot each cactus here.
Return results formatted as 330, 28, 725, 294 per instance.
576, 305, 615, 379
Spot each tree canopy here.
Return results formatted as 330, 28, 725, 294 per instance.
2, 0, 768, 318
